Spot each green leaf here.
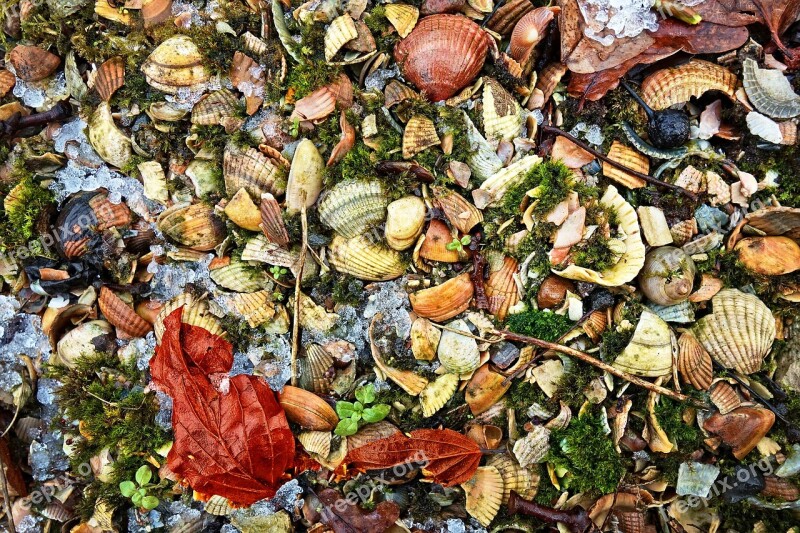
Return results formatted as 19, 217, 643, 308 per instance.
352, 412, 362, 422
355, 383, 376, 404
353, 401, 364, 412
135, 465, 152, 486
131, 492, 143, 506
119, 481, 137, 498
141, 496, 160, 510
461, 235, 472, 245
335, 417, 359, 436
362, 404, 391, 423
336, 401, 356, 418
445, 241, 459, 251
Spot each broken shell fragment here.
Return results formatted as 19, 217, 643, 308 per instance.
384, 4, 419, 38
433, 188, 483, 234
54, 320, 114, 369
485, 256, 520, 321
734, 236, 800, 276
9, 45, 60, 81
703, 406, 775, 460
709, 381, 742, 415
613, 309, 673, 378
411, 318, 441, 361
512, 425, 550, 467
419, 219, 462, 263
677, 331, 713, 391
157, 203, 226, 251
224, 144, 285, 200
88, 102, 132, 168
141, 35, 209, 94
742, 58, 800, 119
94, 56, 125, 102
420, 373, 459, 417
462, 466, 504, 527
278, 386, 338, 431
409, 272, 474, 322
637, 206, 673, 247
325, 15, 358, 62
482, 78, 523, 141
370, 316, 429, 395
603, 141, 647, 189
224, 188, 262, 232
641, 60, 737, 110
403, 115, 440, 158
260, 193, 290, 247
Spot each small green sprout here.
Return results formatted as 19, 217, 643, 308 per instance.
272, 290, 285, 302
290, 118, 301, 138
119, 466, 162, 511
334, 383, 391, 436
270, 265, 288, 280
445, 235, 471, 252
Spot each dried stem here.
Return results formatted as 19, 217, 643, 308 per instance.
0, 451, 15, 533
291, 195, 308, 387
508, 491, 600, 533
540, 125, 698, 201
0, 100, 71, 137
493, 329, 708, 407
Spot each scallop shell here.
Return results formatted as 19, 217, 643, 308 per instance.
94, 56, 124, 102
709, 381, 741, 415
278, 386, 338, 431
394, 14, 491, 102
691, 289, 775, 375
485, 256, 520, 321
227, 290, 283, 329
88, 102, 132, 168
486, 454, 539, 503
461, 466, 504, 527
141, 35, 209, 94
259, 192, 290, 246
0, 69, 15, 98
411, 317, 441, 361
648, 300, 695, 324
9, 45, 60, 81
157, 203, 226, 251
142, 0, 172, 26
241, 234, 300, 269
204, 495, 234, 516
409, 272, 474, 322
554, 185, 646, 287
420, 373, 459, 417
209, 261, 269, 293
582, 309, 608, 343
419, 219, 461, 262
613, 309, 673, 378
641, 60, 738, 110
318, 181, 388, 238
223, 145, 284, 199
385, 4, 419, 38
512, 425, 550, 467
437, 319, 480, 375
403, 115, 440, 158
328, 234, 406, 281
298, 430, 332, 458
154, 293, 224, 342
509, 7, 556, 65
370, 317, 429, 395
291, 86, 336, 122
742, 58, 800, 119
735, 236, 800, 276
603, 141, 648, 189
474, 154, 542, 209
325, 15, 358, 62
384, 79, 419, 108
286, 139, 324, 214
482, 78, 523, 141
192, 89, 243, 132
386, 195, 426, 251
99, 287, 152, 338
299, 344, 335, 394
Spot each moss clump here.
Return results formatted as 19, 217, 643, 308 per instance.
506, 309, 574, 342
716, 500, 800, 533
325, 142, 376, 184
599, 325, 634, 362
0, 169, 55, 250
554, 360, 599, 405
286, 60, 343, 99
571, 230, 619, 272
506, 380, 555, 412
501, 161, 585, 218
654, 397, 703, 449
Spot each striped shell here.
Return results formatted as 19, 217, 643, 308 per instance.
691, 289, 775, 375
299, 344, 335, 394
204, 495, 234, 516
512, 425, 550, 467
192, 89, 243, 132
209, 262, 269, 293
99, 287, 152, 338
384, 79, 419, 107
670, 219, 698, 247
227, 290, 284, 329
462, 466, 504, 527
485, 256, 520, 321
328, 234, 406, 281
55, 191, 132, 259
709, 381, 741, 415
141, 35, 209, 94
483, 78, 523, 141
94, 56, 124, 101
641, 60, 737, 110
298, 430, 332, 458
747, 206, 800, 239
257, 193, 289, 247
434, 188, 483, 234
318, 181, 388, 238
241, 235, 300, 269
154, 293, 224, 342
509, 7, 555, 65
603, 141, 648, 189
385, 195, 426, 251
403, 115, 440, 158
410, 272, 474, 322
582, 309, 608, 343
464, 111, 504, 181
157, 203, 226, 251
419, 373, 459, 417
474, 154, 542, 209
486, 454, 539, 503
487, 0, 533, 35
278, 386, 338, 431
224, 145, 285, 199
742, 58, 800, 119
394, 14, 491, 102
325, 15, 358, 62
0, 69, 15, 97
385, 4, 419, 38
613, 309, 674, 378
437, 319, 480, 375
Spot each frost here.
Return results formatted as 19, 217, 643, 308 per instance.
365, 64, 400, 92
17, 515, 43, 533
578, 0, 659, 45
128, 508, 164, 533
11, 69, 68, 110
585, 124, 605, 146
445, 519, 467, 533
148, 254, 217, 300
230, 479, 303, 524
117, 333, 157, 370
253, 334, 293, 391
362, 280, 412, 340
1, 313, 51, 395
164, 501, 202, 530
29, 429, 69, 480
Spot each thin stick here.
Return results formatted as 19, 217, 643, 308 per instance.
291, 196, 308, 387
540, 125, 698, 201
0, 452, 15, 533
493, 329, 709, 407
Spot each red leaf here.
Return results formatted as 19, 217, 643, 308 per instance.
317, 488, 400, 533
344, 428, 481, 487
150, 308, 295, 505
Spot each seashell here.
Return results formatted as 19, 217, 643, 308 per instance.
613, 309, 673, 378
486, 454, 539, 503
94, 56, 124, 102
509, 7, 556, 65
297, 431, 333, 461
241, 235, 300, 269
637, 207, 673, 247
9, 45, 60, 81
138, 161, 169, 205
386, 196, 426, 251
779, 120, 798, 145
55, 191, 132, 258
531, 359, 564, 398
410, 272, 474, 322
641, 60, 737, 110
88, 102, 132, 168
683, 231, 723, 256
328, 234, 406, 281
291, 86, 336, 123
537, 275, 575, 309
761, 475, 800, 502
464, 111, 504, 182
192, 89, 243, 132
345, 19, 376, 53
147, 101, 188, 122
705, 171, 731, 206
747, 111, 783, 144
226, 290, 285, 329
370, 316, 429, 395
278, 386, 338, 431
230, 51, 265, 114
461, 466, 504, 527
286, 139, 324, 214
703, 406, 775, 460
676, 462, 720, 498
319, 181, 388, 238
299, 344, 335, 394
154, 294, 224, 342
41, 502, 72, 522
433, 188, 483, 234
734, 236, 800, 276
689, 273, 723, 303
582, 309, 608, 343
709, 381, 741, 415
384, 79, 419, 108
531, 63, 567, 109
204, 495, 234, 516
776, 444, 800, 477
639, 246, 696, 306
157, 203, 226, 251
466, 424, 503, 451
403, 115, 440, 158
142, 0, 172, 26
224, 188, 262, 232
209, 261, 269, 293
746, 206, 800, 238
325, 15, 358, 62
485, 256, 520, 321
648, 300, 694, 324
512, 425, 550, 467
474, 154, 542, 209
224, 144, 285, 200
419, 219, 461, 263
554, 185, 646, 287
692, 289, 775, 375
0, 69, 16, 97
141, 35, 209, 94
259, 193, 290, 246
99, 287, 153, 338
54, 321, 114, 368
411, 317, 441, 361
394, 14, 491, 102
487, 0, 533, 35
670, 219, 698, 247
674, 165, 706, 194
603, 141, 647, 189
742, 58, 800, 119
482, 78, 523, 141
420, 373, 459, 417
437, 319, 480, 375
385, 4, 419, 38
347, 421, 402, 451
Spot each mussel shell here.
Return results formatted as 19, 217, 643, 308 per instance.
409, 272, 474, 322
55, 191, 131, 259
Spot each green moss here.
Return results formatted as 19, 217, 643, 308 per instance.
286, 60, 342, 99
506, 380, 556, 412
554, 361, 599, 406
654, 397, 703, 449
325, 142, 375, 184
0, 167, 55, 250
506, 309, 574, 342
571, 230, 619, 272
599, 325, 634, 362
533, 474, 562, 506
716, 500, 800, 532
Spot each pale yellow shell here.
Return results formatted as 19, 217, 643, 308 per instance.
483, 78, 523, 141
154, 293, 224, 342
139, 161, 169, 205
299, 343, 335, 394
403, 114, 440, 158
603, 141, 647, 189
512, 425, 550, 467
486, 454, 540, 503
613, 309, 674, 378
385, 195, 426, 250
209, 262, 269, 293
410, 317, 441, 361
318, 180, 388, 238
204, 495, 234, 516
328, 234, 406, 281
637, 206, 673, 247
461, 466, 504, 527
298, 430, 332, 457
385, 4, 419, 38
742, 58, 800, 119
224, 188, 262, 232
420, 373, 459, 417
474, 154, 541, 209
241, 234, 301, 270
325, 15, 358, 62
286, 139, 324, 214
88, 102, 132, 168
157, 203, 226, 251
55, 320, 114, 368
437, 319, 480, 375
670, 219, 698, 247
141, 35, 209, 94
227, 290, 283, 329
191, 89, 243, 132
224, 145, 285, 200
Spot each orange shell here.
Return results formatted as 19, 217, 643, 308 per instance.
409, 272, 474, 322
418, 219, 461, 262
509, 7, 557, 64
603, 141, 648, 189
9, 45, 60, 81
99, 287, 153, 338
0, 70, 16, 98
677, 331, 713, 391
95, 57, 125, 102
485, 256, 519, 321
142, 0, 172, 26
641, 59, 738, 110
278, 386, 339, 431
486, 0, 534, 36
259, 192, 290, 246
434, 187, 484, 234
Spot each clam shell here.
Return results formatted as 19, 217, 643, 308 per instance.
709, 381, 741, 415
512, 425, 550, 467
139, 161, 169, 204
420, 373, 459, 417
88, 101, 132, 168
209, 261, 269, 293
286, 139, 324, 214
227, 290, 283, 329
299, 344, 335, 394
641, 59, 737, 110
278, 386, 338, 430
325, 15, 358, 62
461, 466, 504, 527
291, 86, 336, 122
411, 317, 441, 361
9, 45, 60, 81
485, 256, 520, 321
486, 454, 539, 503
509, 7, 555, 65
554, 185, 646, 286
409, 272, 474, 322
603, 141, 648, 189
419, 219, 461, 262
384, 79, 419, 108
385, 196, 426, 251
482, 78, 523, 141
487, 0, 533, 35
433, 188, 483, 234
318, 181, 388, 238
328, 234, 406, 281
582, 309, 608, 343
747, 111, 783, 144
225, 188, 262, 232
742, 58, 800, 119
224, 145, 285, 199
157, 203, 226, 251
394, 14, 491, 101
142, 0, 172, 26
403, 114, 440, 158
747, 206, 800, 238
0, 69, 16, 97
154, 293, 224, 342
259, 193, 290, 246
204, 495, 234, 516
692, 289, 775, 375
613, 309, 673, 378
465, 363, 511, 415
474, 154, 542, 209
637, 207, 673, 247
734, 236, 800, 276
94, 56, 124, 102
192, 89, 243, 132
241, 234, 300, 269
385, 4, 419, 38
141, 35, 209, 94
55, 320, 114, 368
437, 319, 480, 375
370, 318, 429, 395
99, 287, 152, 338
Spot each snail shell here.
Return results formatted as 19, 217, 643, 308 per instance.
639, 246, 696, 306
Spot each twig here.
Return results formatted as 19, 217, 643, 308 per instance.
508, 491, 600, 533
0, 100, 71, 137
493, 329, 709, 407
0, 403, 21, 439
540, 125, 698, 201
0, 450, 15, 533
291, 195, 308, 387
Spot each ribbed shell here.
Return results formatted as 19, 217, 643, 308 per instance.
670, 219, 698, 247
299, 343, 335, 394
209, 262, 269, 293
485, 256, 520, 321
227, 290, 279, 328
403, 114, 440, 158
223, 145, 284, 199
0, 69, 15, 97
742, 58, 800, 119
419, 373, 459, 417
475, 154, 541, 209
512, 425, 550, 467
94, 56, 124, 102
582, 309, 608, 343
318, 180, 388, 238
204, 496, 234, 516
409, 272, 474, 322
462, 466, 504, 527
486, 454, 539, 503
691, 289, 775, 375
259, 192, 290, 246
325, 15, 358, 62
191, 89, 243, 131
434, 188, 483, 234
98, 287, 152, 338
328, 234, 406, 281
385, 4, 419, 38
347, 421, 401, 451
613, 309, 674, 377
709, 381, 741, 415
437, 319, 480, 375
394, 14, 491, 102
153, 293, 224, 342
298, 430, 332, 458
291, 86, 336, 122
384, 79, 419, 107
509, 7, 555, 64
419, 219, 461, 263
603, 141, 648, 189
142, 0, 172, 26
464, 111, 504, 181
9, 45, 60, 81
641, 59, 738, 110
141, 35, 209, 94
487, 0, 533, 35
157, 203, 226, 251
747, 206, 800, 239
482, 78, 523, 141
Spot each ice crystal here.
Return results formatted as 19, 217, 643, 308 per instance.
17, 515, 43, 533
11, 70, 68, 110
148, 255, 217, 300
578, 0, 659, 45
1, 313, 51, 396
585, 124, 605, 146
362, 280, 412, 340
255, 334, 293, 391
29, 429, 69, 480
155, 391, 174, 431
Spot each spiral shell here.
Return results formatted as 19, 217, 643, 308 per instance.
482, 78, 523, 141
641, 60, 737, 110
224, 145, 285, 200
639, 246, 697, 306
99, 287, 152, 338
613, 309, 674, 378
409, 272, 474, 322
485, 256, 520, 321
403, 115, 440, 158
318, 181, 388, 238
385, 195, 426, 251
328, 234, 406, 281
603, 141, 647, 189
420, 373, 459, 417
9, 45, 60, 81
141, 35, 209, 94
94, 56, 124, 102
157, 203, 226, 251
742, 58, 800, 119
462, 466, 504, 527
278, 386, 338, 431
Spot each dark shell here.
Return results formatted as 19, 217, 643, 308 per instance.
55, 191, 131, 259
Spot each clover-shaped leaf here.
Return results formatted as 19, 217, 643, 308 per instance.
355, 384, 376, 404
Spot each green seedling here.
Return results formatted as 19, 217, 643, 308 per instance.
334, 383, 391, 436
445, 235, 471, 252
119, 465, 163, 511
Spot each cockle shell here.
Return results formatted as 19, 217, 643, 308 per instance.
286, 139, 324, 214
94, 56, 124, 102
419, 219, 462, 263
9, 45, 60, 81
224, 145, 285, 200
403, 115, 440, 158
385, 4, 419, 38
734, 236, 800, 276
394, 14, 491, 102
582, 309, 608, 343
411, 317, 441, 361
613, 309, 674, 378
291, 86, 336, 123
157, 203, 226, 251
641, 59, 738, 110
410, 272, 474, 322
299, 344, 335, 394
461, 466, 504, 527
325, 15, 358, 62
486, 454, 539, 503
420, 373, 459, 417
384, 79, 418, 107
328, 234, 406, 281
141, 35, 209, 94
433, 188, 483, 234
88, 102, 131, 168
0, 69, 15, 98
298, 430, 332, 458
437, 319, 480, 375
670, 219, 698, 247
192, 89, 243, 132
513, 425, 550, 467
692, 289, 775, 375
241, 235, 300, 270
603, 141, 647, 189
278, 386, 338, 431
209, 261, 269, 293
154, 293, 224, 342
709, 381, 741, 415
485, 256, 520, 321
639, 246, 697, 306
99, 287, 152, 338
258, 193, 290, 247
474, 154, 542, 209
483, 78, 523, 141
385, 195, 426, 251
203, 495, 234, 516
318, 180, 388, 238
742, 58, 800, 119
227, 290, 286, 329
509, 7, 556, 65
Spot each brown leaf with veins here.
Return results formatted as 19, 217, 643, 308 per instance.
317, 488, 400, 533
754, 0, 800, 65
